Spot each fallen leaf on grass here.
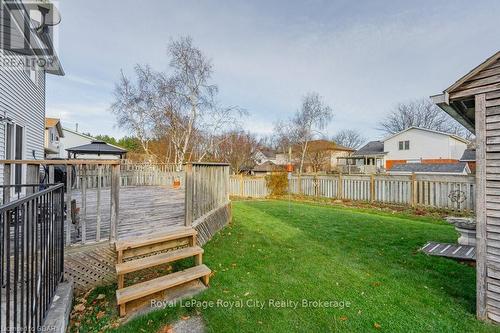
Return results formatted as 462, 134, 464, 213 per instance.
244, 292, 250, 296
158, 324, 173, 333
181, 315, 190, 320
339, 316, 348, 321
374, 322, 381, 329
96, 311, 105, 319
371, 281, 382, 287
74, 303, 86, 312
96, 294, 106, 300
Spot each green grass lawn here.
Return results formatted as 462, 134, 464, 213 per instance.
73, 200, 500, 332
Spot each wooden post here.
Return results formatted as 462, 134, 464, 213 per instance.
110, 163, 120, 242
411, 173, 417, 207
66, 165, 72, 245
240, 173, 244, 197
96, 164, 102, 242
475, 93, 487, 320
298, 173, 302, 195
81, 165, 87, 244
338, 173, 343, 199
184, 163, 193, 227
3, 163, 11, 204
48, 165, 55, 184
370, 174, 375, 202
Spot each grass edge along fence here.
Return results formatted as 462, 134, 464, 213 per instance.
229, 173, 475, 212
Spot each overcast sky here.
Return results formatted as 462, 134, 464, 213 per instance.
46, 0, 500, 141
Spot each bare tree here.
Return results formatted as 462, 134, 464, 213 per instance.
378, 98, 472, 139
332, 129, 366, 149
112, 36, 243, 169
217, 130, 258, 173
292, 93, 333, 173
110, 66, 159, 160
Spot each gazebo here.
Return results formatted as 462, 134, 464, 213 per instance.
432, 51, 500, 323
66, 140, 127, 159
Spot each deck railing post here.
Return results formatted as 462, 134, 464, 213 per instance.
66, 165, 72, 244
3, 163, 11, 204
185, 163, 193, 227
110, 163, 120, 242
81, 165, 87, 244
96, 164, 102, 242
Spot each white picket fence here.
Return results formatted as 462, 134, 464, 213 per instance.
230, 174, 476, 211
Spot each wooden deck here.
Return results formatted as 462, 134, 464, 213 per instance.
71, 186, 185, 242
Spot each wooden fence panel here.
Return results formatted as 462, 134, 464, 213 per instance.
229, 173, 475, 212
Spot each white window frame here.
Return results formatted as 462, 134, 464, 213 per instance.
5, 122, 27, 197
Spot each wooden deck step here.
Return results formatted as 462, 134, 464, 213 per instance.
116, 264, 211, 305
115, 227, 197, 251
116, 246, 204, 275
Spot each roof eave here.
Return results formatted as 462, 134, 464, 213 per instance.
431, 93, 476, 134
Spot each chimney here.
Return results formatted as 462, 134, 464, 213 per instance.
75, 123, 79, 132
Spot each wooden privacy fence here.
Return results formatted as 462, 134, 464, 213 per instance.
230, 174, 476, 211
184, 162, 230, 225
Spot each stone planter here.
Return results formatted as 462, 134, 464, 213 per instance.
445, 217, 476, 246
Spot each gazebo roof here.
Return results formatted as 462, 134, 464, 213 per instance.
66, 140, 127, 156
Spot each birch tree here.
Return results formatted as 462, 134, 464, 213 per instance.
292, 93, 333, 173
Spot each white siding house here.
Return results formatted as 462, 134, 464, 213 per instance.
0, 1, 64, 189
57, 128, 123, 160
383, 127, 469, 165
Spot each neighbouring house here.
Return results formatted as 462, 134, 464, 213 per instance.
252, 161, 284, 175
387, 162, 470, 176
339, 127, 469, 173
293, 139, 354, 173
0, 1, 64, 190
254, 148, 277, 165
44, 117, 64, 158
432, 50, 500, 323
338, 140, 386, 174
460, 148, 476, 173
383, 127, 469, 169
57, 127, 126, 160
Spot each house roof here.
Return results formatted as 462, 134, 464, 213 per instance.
460, 148, 476, 162
45, 117, 64, 137
66, 140, 127, 156
431, 51, 500, 132
389, 162, 470, 174
352, 141, 385, 156
258, 148, 277, 159
293, 140, 354, 153
253, 161, 283, 172
382, 126, 469, 145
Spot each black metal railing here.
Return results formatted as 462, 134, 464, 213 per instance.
0, 183, 65, 332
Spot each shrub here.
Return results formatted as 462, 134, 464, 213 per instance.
265, 172, 289, 196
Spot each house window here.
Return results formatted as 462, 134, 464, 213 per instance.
398, 140, 410, 150
6, 123, 25, 193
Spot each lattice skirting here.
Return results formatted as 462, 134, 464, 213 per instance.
193, 201, 232, 246
63, 202, 231, 293
64, 242, 117, 294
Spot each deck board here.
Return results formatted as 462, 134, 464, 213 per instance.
71, 186, 185, 242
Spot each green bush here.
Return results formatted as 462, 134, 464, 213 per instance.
265, 172, 289, 196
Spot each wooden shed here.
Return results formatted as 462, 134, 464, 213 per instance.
432, 50, 500, 323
